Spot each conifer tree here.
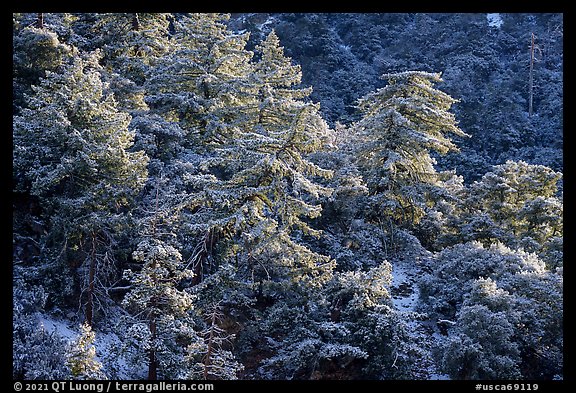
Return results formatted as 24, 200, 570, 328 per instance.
122, 239, 197, 379
67, 323, 107, 379
185, 302, 244, 380
91, 13, 173, 84
84, 13, 174, 114
13, 50, 149, 324
145, 13, 254, 148
13, 22, 73, 114
353, 71, 467, 226
181, 29, 336, 293
141, 24, 338, 374
438, 160, 563, 266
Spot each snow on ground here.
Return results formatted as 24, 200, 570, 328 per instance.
34, 252, 451, 380
487, 13, 503, 29
96, 328, 133, 379
390, 250, 450, 380
37, 313, 78, 342
35, 312, 145, 379
391, 262, 418, 313
258, 16, 277, 31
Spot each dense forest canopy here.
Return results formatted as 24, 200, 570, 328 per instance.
13, 12, 562, 381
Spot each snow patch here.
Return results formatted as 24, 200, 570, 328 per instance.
390, 252, 451, 380
258, 16, 277, 31
487, 13, 503, 29
339, 44, 351, 53
429, 372, 451, 380
35, 313, 144, 379
391, 263, 418, 313
37, 313, 78, 342
96, 329, 142, 379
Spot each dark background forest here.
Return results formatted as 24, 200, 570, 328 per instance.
229, 13, 563, 182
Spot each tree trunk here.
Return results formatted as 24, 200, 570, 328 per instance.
203, 311, 217, 380
132, 13, 140, 31
36, 13, 44, 29
528, 32, 535, 116
148, 318, 158, 380
85, 232, 96, 327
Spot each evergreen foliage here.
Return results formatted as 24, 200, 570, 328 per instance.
67, 323, 107, 379
353, 71, 467, 227
420, 242, 562, 379
13, 279, 70, 379
12, 12, 562, 381
14, 49, 149, 323
436, 160, 563, 267
121, 239, 197, 379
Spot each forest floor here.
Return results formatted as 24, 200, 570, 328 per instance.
390, 250, 450, 380
37, 311, 145, 379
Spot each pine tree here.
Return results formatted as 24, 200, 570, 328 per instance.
121, 239, 197, 379
141, 24, 338, 376
439, 160, 563, 265
145, 13, 255, 150
91, 13, 173, 84
185, 302, 243, 380
13, 22, 73, 114
141, 20, 336, 292
353, 71, 468, 227
67, 323, 107, 379
83, 13, 174, 114
13, 50, 149, 324
181, 29, 336, 293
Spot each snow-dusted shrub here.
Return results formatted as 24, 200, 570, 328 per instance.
421, 241, 562, 379
13, 280, 70, 379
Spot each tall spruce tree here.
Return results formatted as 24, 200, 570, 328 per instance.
183, 29, 338, 376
